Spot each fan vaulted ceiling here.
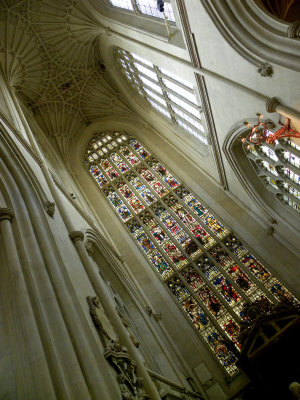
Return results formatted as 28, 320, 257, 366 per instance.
0, 0, 133, 156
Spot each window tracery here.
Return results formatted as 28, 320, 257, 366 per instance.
116, 49, 207, 145
107, 0, 175, 22
86, 130, 297, 377
244, 139, 300, 214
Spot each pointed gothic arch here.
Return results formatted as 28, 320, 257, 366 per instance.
223, 120, 300, 236
85, 128, 298, 377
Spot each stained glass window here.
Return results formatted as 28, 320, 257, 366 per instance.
86, 130, 298, 376
116, 49, 207, 145
107, 0, 175, 22
244, 140, 300, 214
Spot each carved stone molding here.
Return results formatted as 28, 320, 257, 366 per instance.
287, 21, 300, 38
69, 230, 84, 242
257, 62, 273, 77
0, 207, 15, 222
85, 240, 94, 256
145, 306, 161, 322
266, 97, 280, 113
87, 296, 149, 400
87, 296, 118, 344
266, 226, 275, 236
152, 313, 162, 322
117, 310, 140, 348
201, 0, 300, 72
45, 201, 55, 217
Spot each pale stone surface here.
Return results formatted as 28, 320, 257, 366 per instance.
0, 1, 299, 399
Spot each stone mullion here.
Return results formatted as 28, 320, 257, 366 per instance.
167, 98, 202, 123
170, 189, 230, 241
144, 156, 179, 191
154, 66, 176, 124
118, 165, 159, 210
282, 194, 300, 211
118, 147, 164, 209
124, 220, 174, 283
105, 172, 138, 218
131, 161, 167, 202
125, 139, 153, 165
168, 271, 236, 347
131, 144, 229, 245
190, 256, 248, 324
144, 204, 199, 267
163, 285, 239, 375
127, 57, 157, 97
156, 70, 194, 94
113, 179, 143, 217
179, 255, 241, 324
161, 196, 214, 253
107, 151, 124, 176
113, 145, 135, 168
160, 191, 248, 317
218, 241, 278, 304
277, 179, 300, 202
175, 266, 242, 342
204, 252, 251, 304
280, 188, 300, 206
276, 152, 300, 176
131, 0, 140, 15
163, 194, 221, 245
279, 140, 300, 159
256, 163, 281, 181
173, 113, 204, 135
135, 213, 179, 276
159, 81, 200, 110
255, 150, 282, 170
95, 158, 116, 187
277, 168, 300, 192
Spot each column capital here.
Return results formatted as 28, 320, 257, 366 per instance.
69, 230, 84, 242
287, 21, 300, 38
266, 97, 280, 113
0, 207, 15, 222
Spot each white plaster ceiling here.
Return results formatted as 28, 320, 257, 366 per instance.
0, 0, 134, 156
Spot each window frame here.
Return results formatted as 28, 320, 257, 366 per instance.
106, 0, 176, 23
117, 49, 207, 145
86, 129, 298, 377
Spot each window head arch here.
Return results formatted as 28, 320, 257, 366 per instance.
116, 49, 207, 145
86, 129, 298, 377
244, 139, 300, 214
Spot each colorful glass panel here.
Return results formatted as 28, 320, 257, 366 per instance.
90, 165, 108, 187
181, 267, 204, 291
105, 187, 132, 221
100, 159, 119, 180
118, 181, 145, 214
129, 139, 150, 159
148, 159, 179, 189
205, 330, 238, 375
182, 297, 210, 332
167, 277, 190, 302
140, 167, 169, 197
120, 146, 140, 165
111, 152, 130, 173
87, 131, 298, 377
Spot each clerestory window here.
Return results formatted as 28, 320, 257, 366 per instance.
117, 49, 207, 145
244, 139, 300, 214
86, 130, 298, 376
107, 0, 175, 22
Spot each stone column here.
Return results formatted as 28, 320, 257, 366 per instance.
266, 97, 300, 130
70, 231, 161, 400
0, 207, 57, 399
